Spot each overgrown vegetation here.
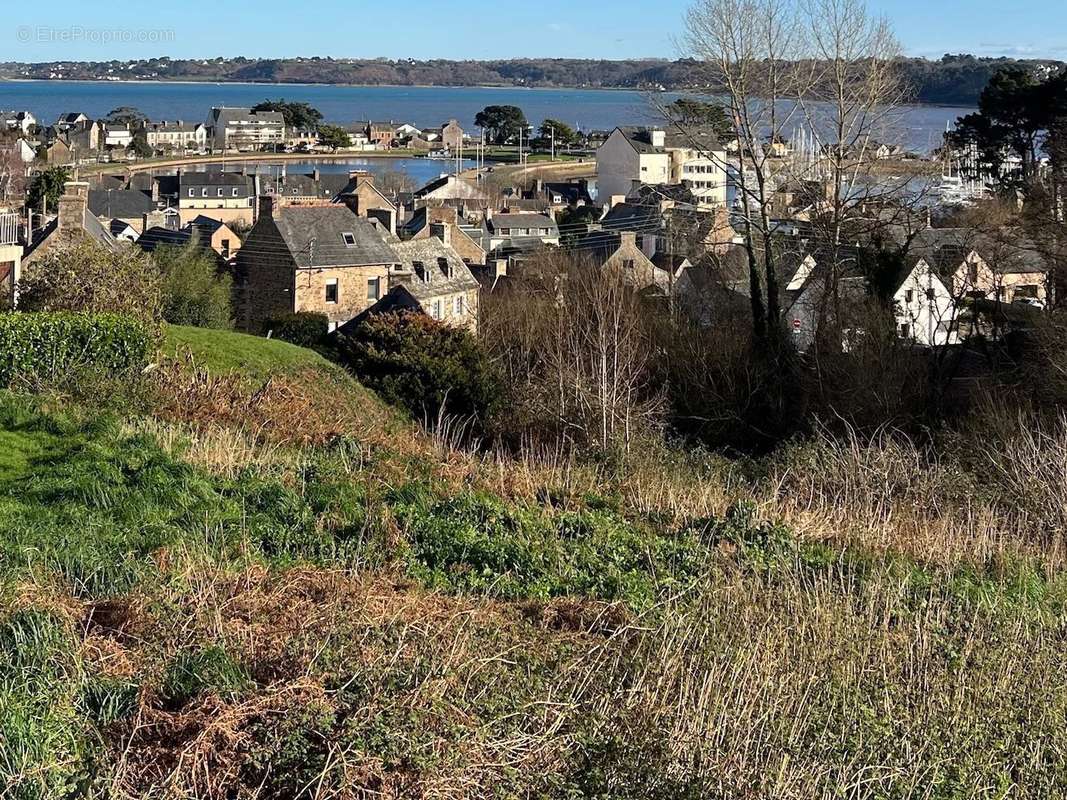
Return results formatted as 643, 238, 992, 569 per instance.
1, 307, 1066, 796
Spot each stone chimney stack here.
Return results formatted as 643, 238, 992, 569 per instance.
57, 181, 89, 231
429, 221, 452, 247
257, 194, 278, 220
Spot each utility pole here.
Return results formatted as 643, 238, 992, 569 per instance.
551, 125, 555, 161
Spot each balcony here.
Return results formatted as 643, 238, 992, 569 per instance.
0, 212, 19, 246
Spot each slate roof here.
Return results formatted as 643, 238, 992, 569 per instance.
542, 181, 594, 205
487, 213, 558, 233
180, 172, 253, 188
390, 239, 480, 301
88, 189, 154, 219
273, 206, 400, 268
903, 227, 1047, 276
24, 208, 120, 258
614, 125, 722, 154
268, 172, 353, 200
109, 219, 138, 238
600, 202, 664, 233
569, 230, 633, 262
189, 214, 226, 234
136, 226, 194, 252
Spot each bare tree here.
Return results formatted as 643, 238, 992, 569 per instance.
683, 0, 809, 339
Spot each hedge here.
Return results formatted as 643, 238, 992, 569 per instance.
0, 312, 154, 388
263, 312, 329, 348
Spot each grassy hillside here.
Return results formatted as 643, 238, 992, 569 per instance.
2, 327, 1067, 798
163, 324, 336, 378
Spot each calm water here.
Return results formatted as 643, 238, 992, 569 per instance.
0, 80, 973, 153
172, 157, 477, 186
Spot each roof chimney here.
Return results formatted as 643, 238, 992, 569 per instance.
429, 221, 452, 247
57, 181, 89, 230
650, 129, 666, 148
257, 194, 277, 220
312, 167, 320, 182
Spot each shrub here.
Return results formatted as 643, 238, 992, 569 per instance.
336, 311, 500, 429
0, 311, 154, 388
17, 239, 163, 324
154, 243, 233, 329
263, 312, 329, 348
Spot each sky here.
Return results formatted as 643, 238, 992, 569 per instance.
5, 0, 1066, 62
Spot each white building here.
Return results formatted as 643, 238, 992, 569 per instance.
596, 126, 727, 209
2, 111, 35, 135
893, 257, 957, 346
101, 123, 133, 149
206, 107, 286, 152
146, 120, 207, 152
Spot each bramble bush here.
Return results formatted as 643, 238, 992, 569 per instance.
264, 312, 329, 348
0, 311, 154, 388
336, 311, 501, 430
17, 240, 163, 325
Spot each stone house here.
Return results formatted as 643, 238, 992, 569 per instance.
188, 215, 242, 261
367, 122, 398, 148
404, 206, 485, 265
235, 197, 399, 333
22, 181, 121, 268
570, 230, 667, 292
352, 227, 481, 334
441, 119, 464, 151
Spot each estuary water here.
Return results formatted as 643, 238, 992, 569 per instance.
0, 80, 974, 153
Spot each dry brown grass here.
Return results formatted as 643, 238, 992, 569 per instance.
75, 558, 608, 799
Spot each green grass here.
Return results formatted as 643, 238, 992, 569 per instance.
163, 324, 335, 379
0, 430, 59, 484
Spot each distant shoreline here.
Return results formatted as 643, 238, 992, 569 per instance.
0, 77, 976, 108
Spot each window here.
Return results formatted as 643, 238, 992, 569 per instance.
188, 188, 194, 197
967, 262, 978, 284
232, 187, 239, 197
905, 289, 914, 303
925, 288, 936, 301
221, 239, 230, 259
454, 295, 465, 316
341, 232, 356, 247
366, 277, 380, 301
623, 259, 635, 270
325, 279, 338, 304
201, 188, 208, 197
899, 322, 911, 338
431, 300, 442, 319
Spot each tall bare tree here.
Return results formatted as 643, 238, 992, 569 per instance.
683, 0, 809, 339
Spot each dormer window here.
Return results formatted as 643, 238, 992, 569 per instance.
413, 260, 430, 283
437, 257, 451, 279
341, 232, 356, 247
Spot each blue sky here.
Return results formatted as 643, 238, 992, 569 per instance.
7, 0, 1066, 61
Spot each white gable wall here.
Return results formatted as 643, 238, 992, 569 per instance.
893, 259, 957, 346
